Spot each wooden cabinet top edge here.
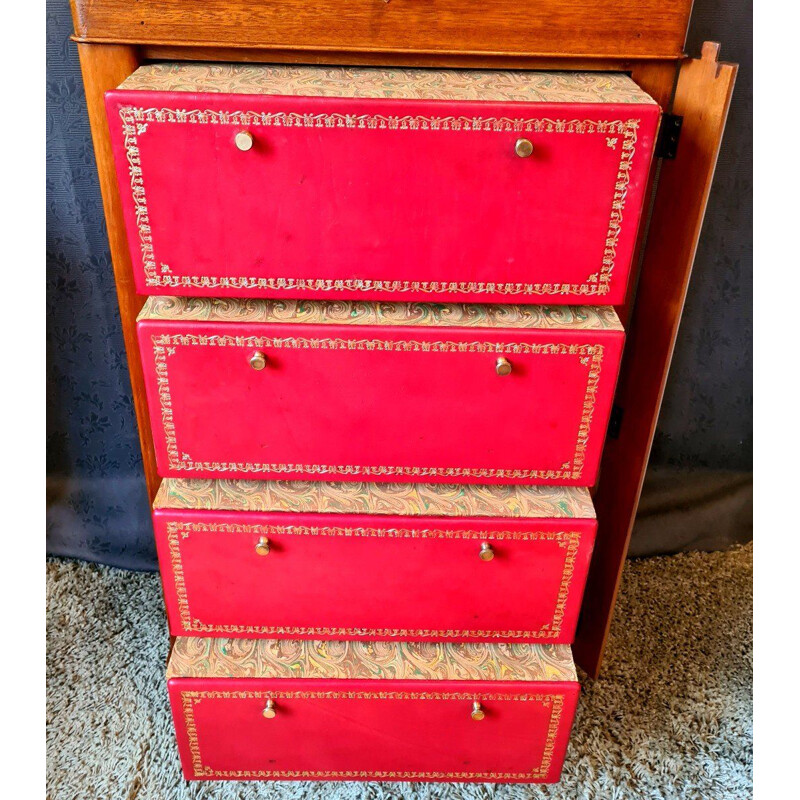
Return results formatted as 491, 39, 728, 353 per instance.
70, 38, 686, 65
70, 0, 692, 61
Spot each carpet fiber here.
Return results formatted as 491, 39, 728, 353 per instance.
46, 545, 752, 799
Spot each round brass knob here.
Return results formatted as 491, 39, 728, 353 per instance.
255, 536, 270, 556
479, 542, 494, 561
515, 138, 534, 158
235, 130, 254, 151
471, 701, 485, 721
250, 351, 267, 371
495, 357, 512, 376
262, 699, 276, 719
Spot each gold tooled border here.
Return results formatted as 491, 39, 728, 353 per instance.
166, 521, 581, 639
152, 335, 604, 481
120, 106, 639, 297
180, 690, 564, 780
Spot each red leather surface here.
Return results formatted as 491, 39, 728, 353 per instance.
137, 320, 624, 484
153, 509, 596, 641
106, 92, 659, 304
168, 677, 579, 782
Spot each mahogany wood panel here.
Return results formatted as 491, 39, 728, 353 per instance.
76, 43, 160, 503
630, 62, 678, 109
70, 0, 692, 60
615, 62, 679, 328
574, 42, 738, 677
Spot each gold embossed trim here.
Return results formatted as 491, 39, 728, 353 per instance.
139, 297, 623, 331
168, 638, 577, 682
151, 335, 604, 482
154, 479, 595, 519
165, 522, 582, 640
119, 105, 639, 297
180, 689, 566, 780
120, 64, 657, 105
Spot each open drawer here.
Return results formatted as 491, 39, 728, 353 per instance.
137, 298, 625, 485
107, 64, 660, 304
153, 478, 596, 642
167, 638, 580, 782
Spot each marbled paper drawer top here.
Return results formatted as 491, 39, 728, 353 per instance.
120, 63, 657, 105
139, 297, 623, 331
154, 478, 595, 518
167, 638, 578, 682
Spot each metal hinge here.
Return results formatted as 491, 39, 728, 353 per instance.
608, 405, 624, 440
655, 114, 683, 159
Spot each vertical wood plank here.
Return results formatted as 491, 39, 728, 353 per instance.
615, 61, 678, 329
574, 42, 738, 677
76, 43, 160, 502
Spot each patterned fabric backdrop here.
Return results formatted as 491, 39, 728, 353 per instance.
46, 0, 752, 569
46, 0, 153, 567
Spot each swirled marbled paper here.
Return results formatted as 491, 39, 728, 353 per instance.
119, 63, 656, 106
154, 479, 594, 519
167, 638, 577, 682
138, 296, 622, 331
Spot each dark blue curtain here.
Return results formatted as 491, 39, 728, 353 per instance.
46, 0, 752, 569
46, 0, 153, 568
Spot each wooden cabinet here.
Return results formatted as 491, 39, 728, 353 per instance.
73, 2, 736, 779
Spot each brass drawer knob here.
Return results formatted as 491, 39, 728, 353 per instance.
514, 138, 534, 158
250, 350, 268, 371
255, 536, 270, 556
262, 699, 276, 719
235, 130, 254, 151
471, 701, 485, 721
495, 357, 512, 376
479, 542, 494, 561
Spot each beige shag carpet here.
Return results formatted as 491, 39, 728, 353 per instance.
46, 545, 752, 800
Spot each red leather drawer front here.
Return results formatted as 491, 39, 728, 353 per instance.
153, 509, 596, 642
169, 677, 579, 782
106, 92, 658, 304
138, 319, 624, 485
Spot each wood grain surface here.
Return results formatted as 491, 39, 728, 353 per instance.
70, 0, 692, 60
574, 42, 738, 677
